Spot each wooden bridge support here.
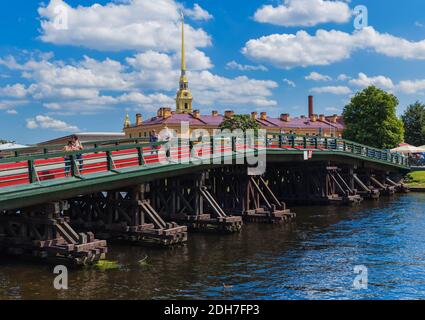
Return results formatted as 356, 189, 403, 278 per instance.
0, 202, 107, 265
265, 163, 362, 205
209, 166, 296, 223
150, 173, 243, 232
66, 187, 187, 246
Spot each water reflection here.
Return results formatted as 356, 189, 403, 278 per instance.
1, 193, 425, 300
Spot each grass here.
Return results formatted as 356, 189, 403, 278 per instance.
405, 171, 425, 188
94, 260, 121, 271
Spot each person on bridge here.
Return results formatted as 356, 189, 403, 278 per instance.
63, 141, 73, 176
71, 135, 84, 172
160, 126, 173, 161
149, 130, 159, 155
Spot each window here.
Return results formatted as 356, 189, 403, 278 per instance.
144, 132, 147, 137
185, 103, 188, 109
129, 134, 132, 138
139, 132, 142, 138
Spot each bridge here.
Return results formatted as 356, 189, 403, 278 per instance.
0, 133, 409, 265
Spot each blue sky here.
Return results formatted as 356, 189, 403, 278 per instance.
1, 0, 425, 144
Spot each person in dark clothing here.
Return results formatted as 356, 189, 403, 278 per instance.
149, 130, 159, 155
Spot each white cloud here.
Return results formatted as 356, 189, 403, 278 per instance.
311, 86, 351, 95
254, 0, 352, 27
305, 71, 332, 81
337, 73, 350, 81
0, 84, 28, 98
283, 78, 296, 87
349, 72, 394, 89
243, 27, 425, 69
397, 79, 425, 94
26, 115, 79, 132
184, 3, 213, 21
6, 109, 18, 115
38, 0, 211, 52
226, 60, 268, 71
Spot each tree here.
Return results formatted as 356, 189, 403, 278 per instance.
219, 114, 259, 131
342, 86, 404, 149
402, 101, 425, 146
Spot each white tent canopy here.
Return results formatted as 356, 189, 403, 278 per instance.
390, 143, 425, 154
0, 143, 29, 151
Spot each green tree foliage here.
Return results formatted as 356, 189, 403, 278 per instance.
401, 101, 425, 146
342, 86, 404, 149
219, 114, 259, 131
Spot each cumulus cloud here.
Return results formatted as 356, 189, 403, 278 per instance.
184, 3, 213, 21
26, 115, 79, 132
242, 27, 425, 69
226, 60, 268, 71
0, 84, 28, 98
349, 72, 394, 89
38, 0, 211, 52
254, 0, 352, 27
397, 79, 425, 94
311, 86, 352, 95
305, 71, 332, 81
0, 50, 279, 114
6, 109, 18, 115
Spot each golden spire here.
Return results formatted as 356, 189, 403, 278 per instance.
175, 11, 193, 114
181, 12, 186, 75
124, 113, 131, 128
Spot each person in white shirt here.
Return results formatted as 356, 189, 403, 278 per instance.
160, 126, 173, 161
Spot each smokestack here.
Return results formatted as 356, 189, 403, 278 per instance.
260, 112, 267, 120
135, 113, 142, 126
251, 112, 258, 120
308, 95, 314, 118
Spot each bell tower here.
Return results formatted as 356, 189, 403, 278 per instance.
176, 13, 193, 114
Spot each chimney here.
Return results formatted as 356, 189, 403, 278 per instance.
251, 112, 258, 120
193, 109, 200, 119
157, 107, 172, 118
135, 113, 142, 126
310, 114, 318, 122
319, 114, 326, 122
308, 95, 314, 118
280, 113, 290, 122
211, 110, 218, 117
224, 110, 234, 118
330, 114, 338, 123
260, 112, 267, 120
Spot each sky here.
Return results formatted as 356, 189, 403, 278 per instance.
1, 0, 425, 144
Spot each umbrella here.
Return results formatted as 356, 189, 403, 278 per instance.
390, 144, 425, 154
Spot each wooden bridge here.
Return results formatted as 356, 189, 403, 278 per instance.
0, 133, 409, 265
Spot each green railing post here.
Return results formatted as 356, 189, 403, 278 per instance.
314, 137, 318, 149
28, 159, 37, 183
106, 151, 113, 171
303, 136, 307, 149
324, 138, 328, 149
137, 146, 145, 166
70, 155, 78, 177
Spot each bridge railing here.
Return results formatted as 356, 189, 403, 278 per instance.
0, 133, 408, 190
266, 133, 409, 167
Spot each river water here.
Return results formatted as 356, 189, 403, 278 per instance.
1, 193, 425, 300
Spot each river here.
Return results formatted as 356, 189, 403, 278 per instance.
1, 193, 425, 300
